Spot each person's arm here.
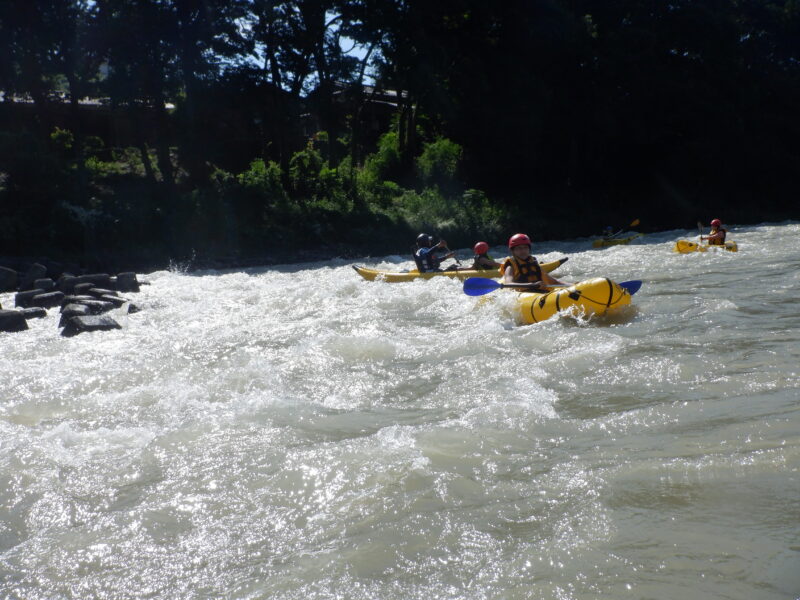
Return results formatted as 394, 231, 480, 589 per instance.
541, 271, 570, 287
503, 265, 515, 284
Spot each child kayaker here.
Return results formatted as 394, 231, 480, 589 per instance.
700, 219, 727, 245
413, 233, 455, 272
501, 233, 569, 288
470, 241, 502, 270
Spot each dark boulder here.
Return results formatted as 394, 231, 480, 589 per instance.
60, 295, 97, 309
61, 314, 121, 337
14, 289, 46, 308
58, 303, 92, 327
0, 266, 17, 292
19, 263, 48, 291
21, 307, 47, 319
73, 273, 112, 289
57, 275, 77, 293
29, 291, 65, 309
73, 283, 95, 295
100, 294, 128, 308
73, 299, 116, 315
115, 272, 140, 293
88, 287, 119, 298
0, 310, 28, 332
33, 278, 55, 291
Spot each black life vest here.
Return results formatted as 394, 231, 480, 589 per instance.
473, 253, 496, 270
414, 247, 441, 272
707, 228, 727, 245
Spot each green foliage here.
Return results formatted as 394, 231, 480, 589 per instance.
390, 186, 506, 248
85, 156, 128, 178
237, 159, 288, 205
288, 139, 325, 199
416, 137, 462, 188
50, 127, 74, 154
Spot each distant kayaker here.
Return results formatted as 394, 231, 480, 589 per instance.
501, 233, 570, 288
602, 226, 615, 240
470, 241, 502, 271
413, 233, 455, 272
701, 219, 727, 245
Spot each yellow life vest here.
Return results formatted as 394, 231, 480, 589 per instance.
500, 256, 543, 283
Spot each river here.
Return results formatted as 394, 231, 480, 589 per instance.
1, 222, 799, 600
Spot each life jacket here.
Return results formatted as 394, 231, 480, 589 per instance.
500, 255, 543, 283
472, 253, 496, 270
414, 246, 441, 272
707, 228, 727, 245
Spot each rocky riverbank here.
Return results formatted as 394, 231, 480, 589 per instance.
0, 260, 143, 336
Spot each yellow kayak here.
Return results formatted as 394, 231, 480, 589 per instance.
673, 240, 738, 253
353, 257, 568, 282
592, 234, 642, 248
514, 277, 633, 324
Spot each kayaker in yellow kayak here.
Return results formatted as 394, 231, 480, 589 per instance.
470, 241, 502, 270
501, 233, 571, 288
413, 233, 455, 272
700, 219, 727, 245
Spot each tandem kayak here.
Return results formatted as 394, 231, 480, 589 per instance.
353, 257, 568, 282
592, 234, 642, 248
513, 277, 635, 325
673, 240, 738, 253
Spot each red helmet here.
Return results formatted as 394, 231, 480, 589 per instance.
710, 218, 721, 227
473, 241, 489, 255
508, 233, 531, 249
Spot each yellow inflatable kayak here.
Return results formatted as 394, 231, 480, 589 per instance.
514, 277, 633, 324
673, 240, 738, 253
353, 257, 568, 282
592, 234, 642, 248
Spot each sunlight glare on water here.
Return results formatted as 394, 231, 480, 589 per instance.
1, 222, 799, 599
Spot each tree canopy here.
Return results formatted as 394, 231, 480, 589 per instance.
1, 0, 798, 266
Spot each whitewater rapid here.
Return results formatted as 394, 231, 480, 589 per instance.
1, 223, 799, 599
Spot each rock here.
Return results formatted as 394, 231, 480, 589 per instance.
0, 266, 17, 292
88, 287, 119, 298
115, 272, 140, 293
0, 310, 28, 332
33, 278, 55, 291
19, 263, 48, 290
59, 295, 96, 308
21, 307, 47, 319
29, 291, 65, 309
100, 294, 128, 308
14, 288, 46, 308
73, 299, 116, 315
72, 273, 112, 289
61, 314, 121, 337
58, 303, 92, 327
57, 275, 77, 293
73, 283, 95, 295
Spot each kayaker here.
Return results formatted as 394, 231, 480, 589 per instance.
602, 226, 615, 240
501, 233, 570, 288
413, 233, 455, 272
470, 241, 502, 270
700, 219, 727, 245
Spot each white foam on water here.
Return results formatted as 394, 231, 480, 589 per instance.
1, 222, 799, 599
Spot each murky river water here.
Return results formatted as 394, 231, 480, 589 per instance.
1, 223, 799, 599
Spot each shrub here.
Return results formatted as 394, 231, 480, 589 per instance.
289, 141, 324, 199
416, 137, 462, 188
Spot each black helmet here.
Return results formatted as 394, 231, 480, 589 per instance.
416, 233, 432, 247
